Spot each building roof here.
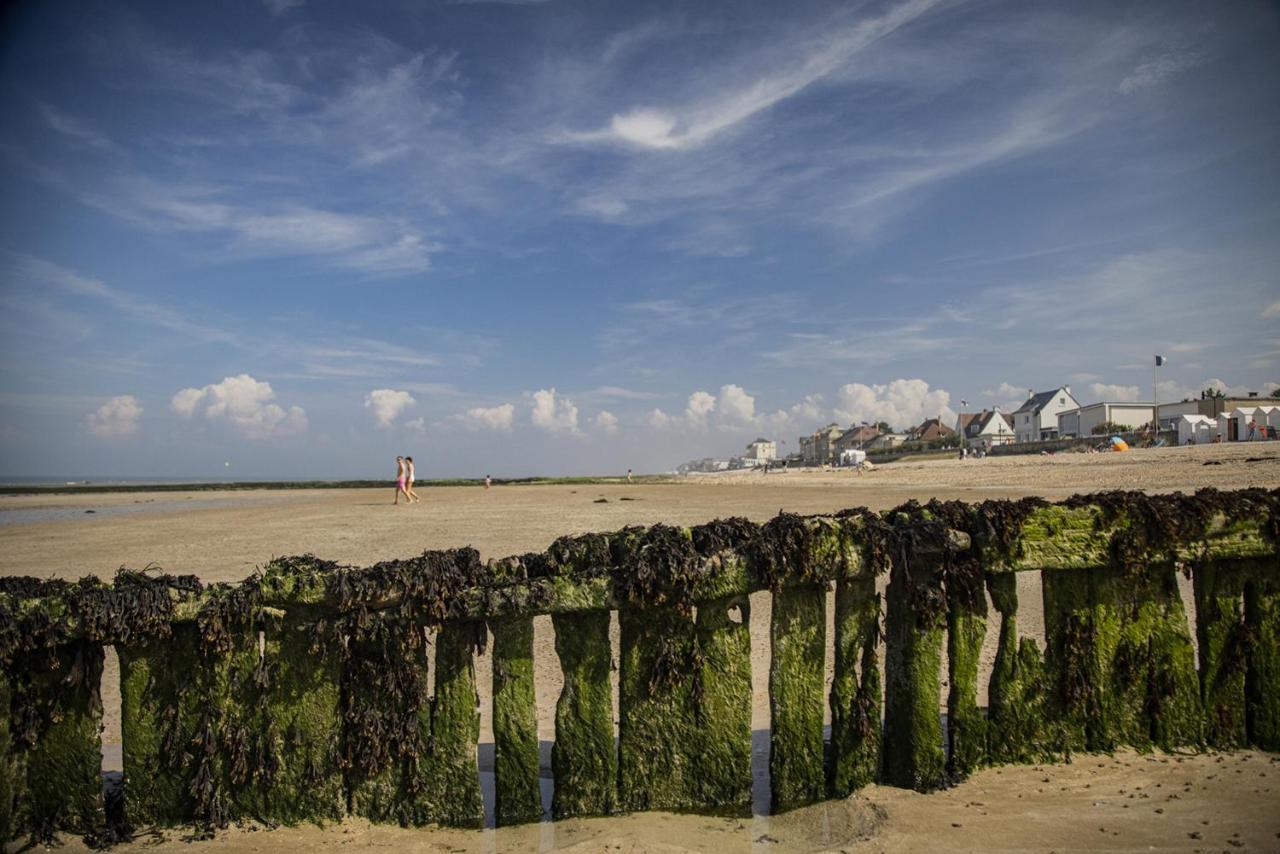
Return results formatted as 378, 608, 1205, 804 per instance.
839, 424, 881, 445
962, 409, 1010, 437
1013, 387, 1073, 415
910, 418, 956, 441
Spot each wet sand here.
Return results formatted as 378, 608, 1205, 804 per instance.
3, 441, 1278, 851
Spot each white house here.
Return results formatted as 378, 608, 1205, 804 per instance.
1012, 387, 1080, 443
1057, 402, 1154, 438
744, 438, 777, 462
1177, 414, 1216, 445
956, 409, 1015, 449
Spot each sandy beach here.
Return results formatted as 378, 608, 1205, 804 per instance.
3, 441, 1279, 852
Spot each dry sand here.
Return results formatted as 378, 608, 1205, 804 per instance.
2, 441, 1278, 852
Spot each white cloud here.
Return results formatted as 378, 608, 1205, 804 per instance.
170, 374, 308, 440
715, 384, 756, 428
1263, 301, 1280, 320
833, 378, 954, 431
405, 417, 427, 436
86, 395, 142, 438
1117, 49, 1201, 94
364, 388, 416, 428
530, 388, 580, 435
1089, 383, 1143, 402
456, 403, 516, 432
684, 390, 717, 430
563, 0, 943, 151
593, 410, 619, 434
647, 408, 673, 430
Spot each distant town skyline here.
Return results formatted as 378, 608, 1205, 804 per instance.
1, 1, 1277, 478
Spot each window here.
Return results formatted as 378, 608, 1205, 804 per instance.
1059, 398, 1065, 404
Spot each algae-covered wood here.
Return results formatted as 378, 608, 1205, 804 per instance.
617, 599, 751, 814
769, 584, 826, 811
550, 611, 616, 819
491, 616, 542, 825
827, 576, 881, 797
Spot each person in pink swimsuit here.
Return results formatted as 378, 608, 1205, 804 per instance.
394, 455, 411, 505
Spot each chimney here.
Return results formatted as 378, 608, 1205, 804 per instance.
1028, 389, 1034, 399
1064, 385, 1071, 395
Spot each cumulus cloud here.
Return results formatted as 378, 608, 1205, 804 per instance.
684, 391, 716, 430
833, 379, 954, 431
86, 395, 142, 438
593, 410, 619, 434
647, 408, 673, 430
170, 374, 308, 439
715, 384, 756, 428
456, 403, 516, 432
530, 388, 580, 435
364, 388, 416, 428
1089, 383, 1143, 402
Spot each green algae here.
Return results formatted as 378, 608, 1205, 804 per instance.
491, 616, 542, 825
118, 624, 215, 826
617, 599, 750, 814
0, 672, 14, 842
227, 609, 344, 826
769, 584, 827, 811
16, 640, 106, 838
1245, 562, 1280, 750
946, 581, 988, 777
881, 552, 945, 792
1193, 560, 1249, 749
985, 573, 1056, 764
827, 576, 881, 797
550, 611, 616, 819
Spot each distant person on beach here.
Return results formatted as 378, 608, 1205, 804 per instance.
405, 456, 420, 503
394, 456, 410, 505
484, 474, 492, 489
627, 468, 633, 483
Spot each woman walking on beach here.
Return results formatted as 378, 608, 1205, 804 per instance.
394, 456, 412, 505
405, 456, 420, 503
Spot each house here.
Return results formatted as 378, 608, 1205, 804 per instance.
744, 438, 777, 462
834, 424, 881, 456
1012, 386, 1080, 443
1057, 402, 1154, 438
908, 417, 956, 443
798, 423, 845, 465
866, 433, 908, 450
956, 409, 1015, 449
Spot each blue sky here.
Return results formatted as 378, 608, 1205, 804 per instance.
0, 0, 1277, 478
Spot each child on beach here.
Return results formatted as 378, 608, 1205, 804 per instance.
405, 456, 420, 503
484, 474, 492, 489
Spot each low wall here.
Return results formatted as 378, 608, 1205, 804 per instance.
1, 489, 1278, 844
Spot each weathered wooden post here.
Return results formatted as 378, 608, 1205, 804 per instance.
550, 610, 616, 818
490, 614, 542, 825
827, 572, 880, 797
985, 572, 1054, 764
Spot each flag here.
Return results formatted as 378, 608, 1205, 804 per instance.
1155, 355, 1166, 366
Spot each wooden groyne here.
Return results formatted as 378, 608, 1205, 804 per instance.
1, 488, 1277, 845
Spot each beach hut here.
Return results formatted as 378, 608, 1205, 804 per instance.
1177, 414, 1215, 445
1256, 405, 1280, 435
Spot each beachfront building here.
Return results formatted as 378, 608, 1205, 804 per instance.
1156, 391, 1280, 430
956, 409, 1015, 449
1012, 386, 1080, 443
1057, 401, 1154, 438
866, 433, 909, 451
907, 418, 956, 443
744, 438, 777, 463
799, 423, 845, 465
834, 424, 881, 457
1177, 414, 1216, 445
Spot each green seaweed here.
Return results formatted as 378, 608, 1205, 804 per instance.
1192, 560, 1249, 749
1, 671, 14, 842
827, 576, 881, 797
1245, 561, 1280, 749
491, 616, 542, 825
985, 573, 1056, 764
769, 584, 826, 811
550, 611, 616, 819
617, 599, 750, 814
946, 582, 988, 777
881, 547, 945, 792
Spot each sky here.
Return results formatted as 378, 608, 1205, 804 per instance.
0, 0, 1278, 479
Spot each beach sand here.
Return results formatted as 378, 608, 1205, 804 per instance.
2, 441, 1278, 851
